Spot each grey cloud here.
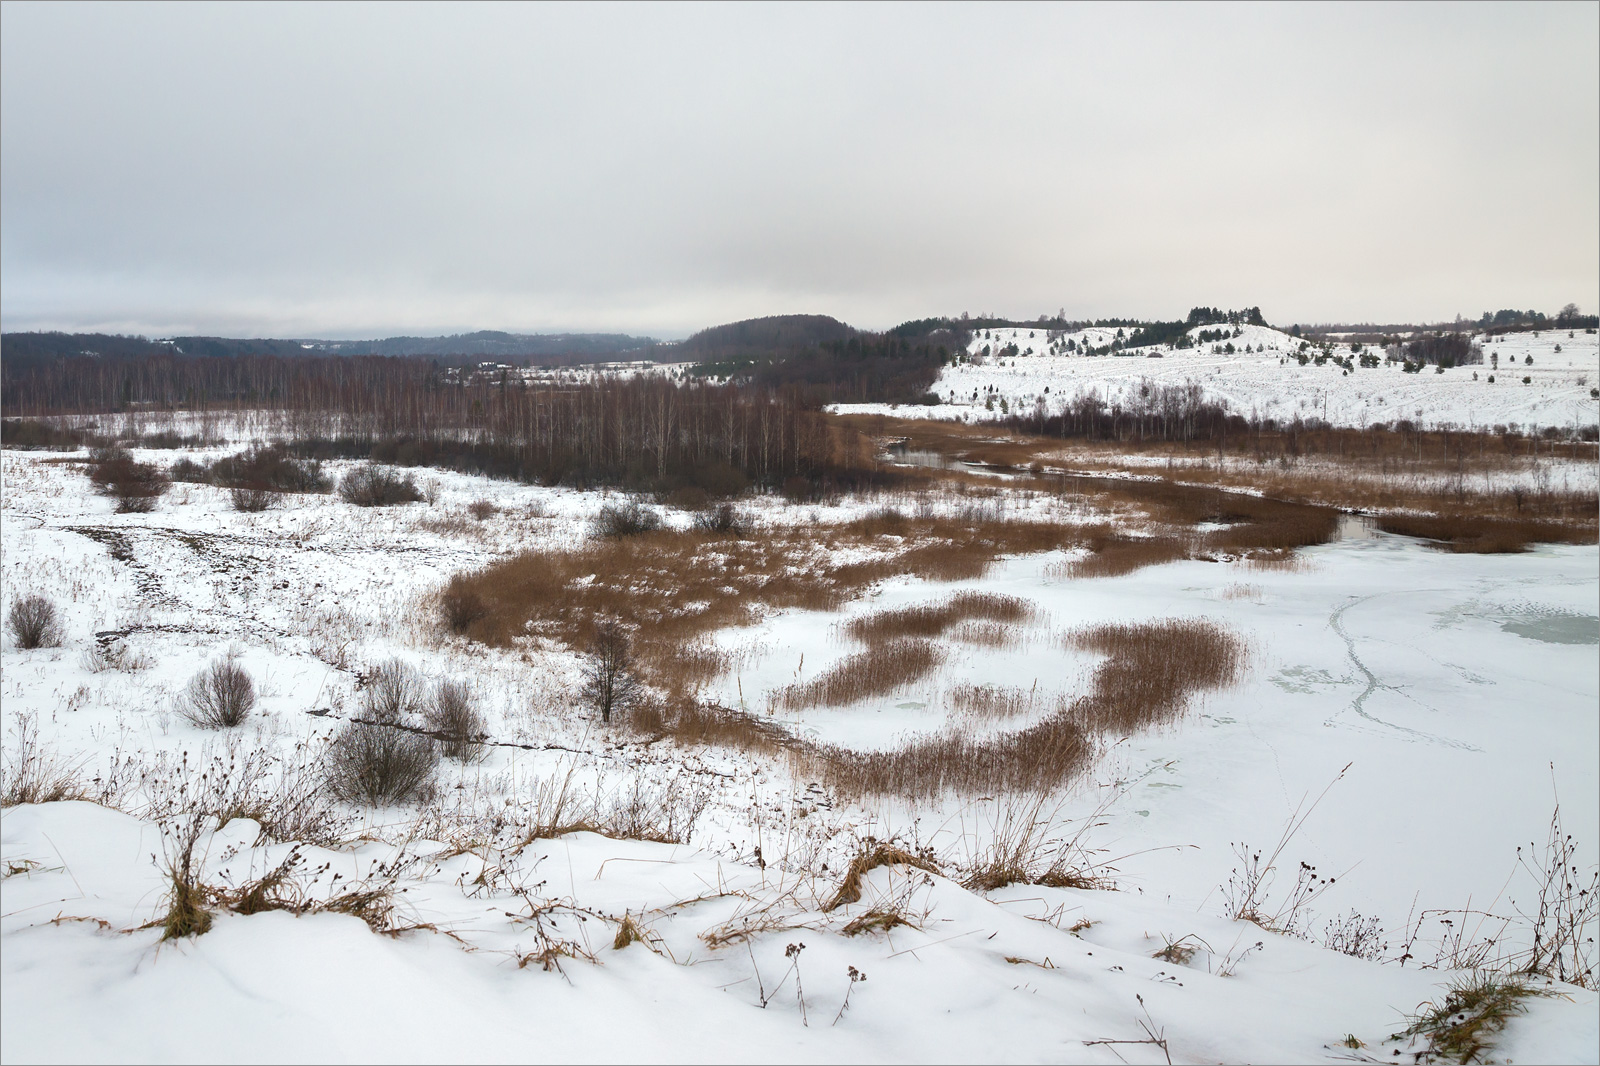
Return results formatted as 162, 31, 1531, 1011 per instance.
3, 1, 1595, 338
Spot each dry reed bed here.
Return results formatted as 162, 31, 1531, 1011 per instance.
841, 413, 1599, 548
809, 618, 1246, 800
779, 639, 945, 710
450, 520, 1089, 696
843, 591, 1036, 644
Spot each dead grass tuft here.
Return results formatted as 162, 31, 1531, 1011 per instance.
1397, 973, 1557, 1063
842, 909, 915, 936
823, 843, 941, 912
949, 683, 1041, 720
2, 713, 89, 806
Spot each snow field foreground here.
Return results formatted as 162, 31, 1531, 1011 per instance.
833, 327, 1600, 434
2, 446, 1597, 1063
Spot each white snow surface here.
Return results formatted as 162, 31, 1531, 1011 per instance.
2, 443, 1597, 1064
833, 328, 1600, 433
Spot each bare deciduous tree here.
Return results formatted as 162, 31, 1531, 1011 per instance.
582, 619, 643, 724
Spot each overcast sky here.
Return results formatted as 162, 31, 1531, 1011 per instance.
2, 2, 1596, 339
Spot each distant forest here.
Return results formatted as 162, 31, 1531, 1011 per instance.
0, 329, 662, 373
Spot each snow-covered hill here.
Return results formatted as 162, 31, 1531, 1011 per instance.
836, 328, 1600, 433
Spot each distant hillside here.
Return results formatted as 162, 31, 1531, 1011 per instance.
0, 329, 663, 370
682, 315, 856, 357
306, 330, 661, 359
1, 332, 170, 372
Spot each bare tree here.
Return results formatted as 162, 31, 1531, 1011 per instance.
582, 619, 643, 724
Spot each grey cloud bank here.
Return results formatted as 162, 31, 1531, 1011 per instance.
2, 1, 1596, 338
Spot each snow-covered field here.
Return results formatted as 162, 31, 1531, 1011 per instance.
835, 327, 1600, 434
3, 442, 1597, 1063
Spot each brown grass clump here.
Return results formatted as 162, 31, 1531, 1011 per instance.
816, 618, 1246, 800
1054, 535, 1191, 579
1374, 512, 1593, 554
779, 640, 944, 710
842, 909, 915, 936
1064, 620, 1246, 734
823, 843, 941, 912
844, 591, 1035, 644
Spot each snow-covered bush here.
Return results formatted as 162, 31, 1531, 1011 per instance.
7, 594, 63, 650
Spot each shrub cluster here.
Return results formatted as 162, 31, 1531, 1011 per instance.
338, 465, 422, 507
589, 500, 661, 538
88, 446, 171, 512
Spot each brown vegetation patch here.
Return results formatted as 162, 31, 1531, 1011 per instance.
780, 640, 944, 710
1064, 620, 1247, 734
1374, 512, 1594, 554
450, 520, 1083, 698
844, 591, 1035, 644
812, 618, 1245, 800
839, 413, 1597, 546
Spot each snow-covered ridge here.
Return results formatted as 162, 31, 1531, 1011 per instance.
835, 328, 1600, 433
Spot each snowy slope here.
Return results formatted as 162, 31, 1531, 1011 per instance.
2, 444, 1597, 1064
834, 328, 1600, 433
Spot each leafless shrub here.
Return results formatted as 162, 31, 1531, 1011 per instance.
2, 712, 89, 806
178, 660, 257, 729
692, 502, 752, 536
323, 720, 438, 806
439, 577, 488, 636
780, 640, 943, 710
467, 498, 498, 520
582, 619, 643, 724
229, 486, 280, 512
425, 679, 485, 761
361, 659, 423, 724
7, 595, 63, 650
589, 500, 662, 538
338, 465, 422, 507
88, 446, 171, 512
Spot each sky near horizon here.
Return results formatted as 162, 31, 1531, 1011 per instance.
2, 2, 1596, 340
